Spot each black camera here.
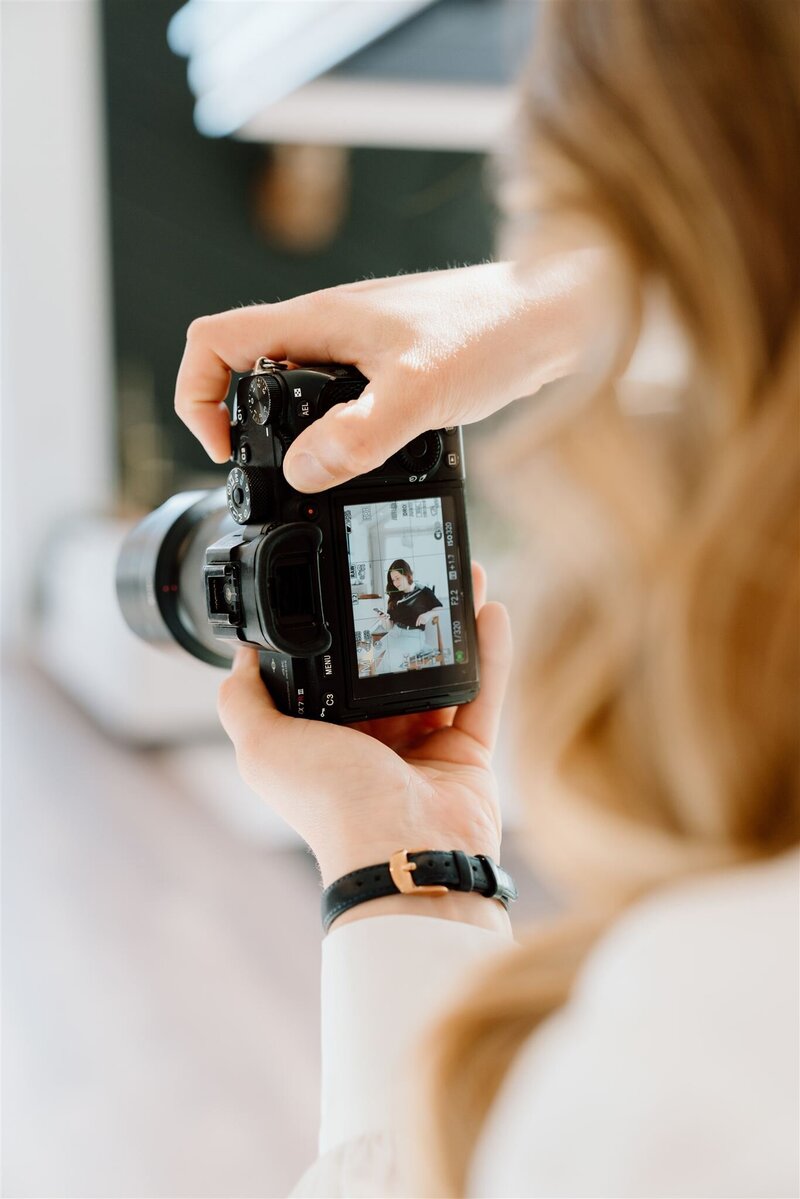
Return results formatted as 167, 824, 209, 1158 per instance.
116, 359, 479, 723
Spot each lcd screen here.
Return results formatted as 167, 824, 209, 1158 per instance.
343, 495, 468, 682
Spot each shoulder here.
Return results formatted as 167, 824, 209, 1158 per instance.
578, 849, 799, 1018
468, 852, 800, 1198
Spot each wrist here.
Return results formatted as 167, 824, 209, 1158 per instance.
317, 845, 514, 939
504, 248, 615, 395
327, 888, 514, 938
316, 836, 502, 891
442, 261, 579, 406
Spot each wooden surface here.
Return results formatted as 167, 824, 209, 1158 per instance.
2, 661, 554, 1198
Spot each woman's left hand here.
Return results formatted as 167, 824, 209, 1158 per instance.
217, 563, 512, 904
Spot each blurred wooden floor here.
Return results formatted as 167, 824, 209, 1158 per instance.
1, 661, 552, 1198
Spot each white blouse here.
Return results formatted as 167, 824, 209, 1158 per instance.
290, 851, 800, 1198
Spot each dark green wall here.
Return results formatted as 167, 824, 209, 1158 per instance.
101, 0, 497, 499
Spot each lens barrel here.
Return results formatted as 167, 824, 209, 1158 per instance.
116, 489, 235, 667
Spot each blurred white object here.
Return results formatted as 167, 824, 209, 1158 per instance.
35, 517, 223, 743
168, 0, 436, 137
1, 0, 114, 653
34, 515, 305, 846
157, 740, 305, 848
168, 0, 533, 150
238, 78, 515, 152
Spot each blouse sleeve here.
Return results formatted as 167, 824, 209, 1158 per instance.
289, 913, 515, 1198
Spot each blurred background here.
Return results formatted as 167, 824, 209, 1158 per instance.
0, 2, 566, 1196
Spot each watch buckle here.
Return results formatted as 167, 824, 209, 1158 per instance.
389, 849, 449, 896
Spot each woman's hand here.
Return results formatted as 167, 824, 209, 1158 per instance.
415, 610, 438, 629
216, 564, 513, 933
174, 255, 601, 490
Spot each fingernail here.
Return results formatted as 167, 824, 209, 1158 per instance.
285, 451, 336, 492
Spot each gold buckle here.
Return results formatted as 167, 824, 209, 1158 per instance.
389, 848, 449, 896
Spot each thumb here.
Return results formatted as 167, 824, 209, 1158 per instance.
282, 385, 428, 492
452, 601, 512, 755
217, 646, 285, 762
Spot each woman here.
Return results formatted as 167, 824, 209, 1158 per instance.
382, 559, 442, 631
174, 1, 798, 1195
375, 558, 443, 673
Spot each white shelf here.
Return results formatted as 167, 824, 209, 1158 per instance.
236, 76, 516, 151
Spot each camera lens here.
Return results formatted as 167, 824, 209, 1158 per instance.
116, 489, 236, 667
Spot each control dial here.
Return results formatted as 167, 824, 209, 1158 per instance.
395, 431, 444, 478
226, 465, 271, 524
245, 373, 282, 426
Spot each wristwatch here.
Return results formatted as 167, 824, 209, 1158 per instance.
321, 848, 518, 933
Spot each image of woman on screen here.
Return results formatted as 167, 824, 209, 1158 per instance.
380, 559, 442, 630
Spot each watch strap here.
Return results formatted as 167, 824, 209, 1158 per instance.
321, 848, 518, 933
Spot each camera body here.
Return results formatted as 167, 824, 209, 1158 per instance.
207, 359, 478, 722
116, 359, 479, 724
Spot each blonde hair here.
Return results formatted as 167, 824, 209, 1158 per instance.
411, 2, 800, 1194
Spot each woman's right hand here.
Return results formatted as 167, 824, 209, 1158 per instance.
415, 610, 437, 629
174, 255, 600, 490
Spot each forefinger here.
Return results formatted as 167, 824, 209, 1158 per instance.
174, 299, 335, 462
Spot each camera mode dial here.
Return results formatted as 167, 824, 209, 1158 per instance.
246, 373, 282, 426
396, 431, 444, 478
226, 465, 270, 524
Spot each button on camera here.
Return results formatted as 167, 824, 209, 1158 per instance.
226, 465, 270, 524
396, 431, 444, 477
243, 372, 282, 427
